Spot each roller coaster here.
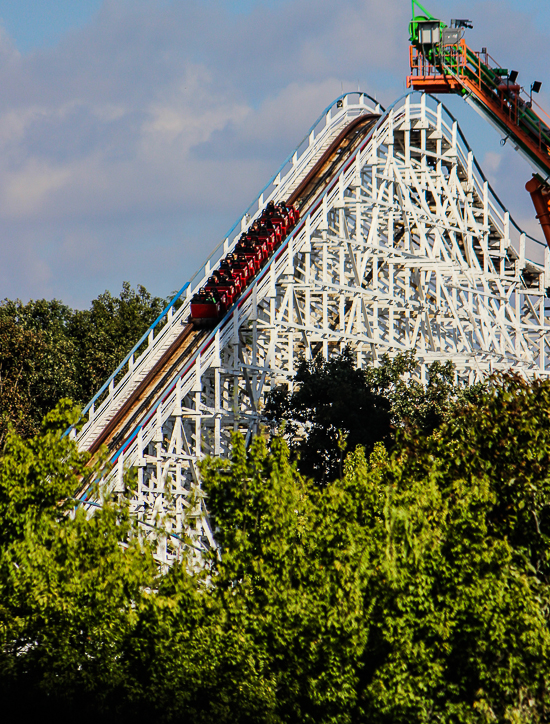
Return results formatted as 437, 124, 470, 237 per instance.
69, 7, 550, 563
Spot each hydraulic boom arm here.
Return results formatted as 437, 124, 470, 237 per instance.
406, 1, 550, 246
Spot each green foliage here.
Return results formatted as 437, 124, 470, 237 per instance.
365, 350, 486, 433
265, 348, 482, 484
0, 283, 167, 448
264, 347, 392, 483
352, 373, 550, 722
3, 375, 550, 723
0, 299, 77, 443
68, 282, 167, 402
200, 376, 550, 722
0, 401, 158, 721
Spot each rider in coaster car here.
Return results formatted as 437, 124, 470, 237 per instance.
193, 289, 216, 304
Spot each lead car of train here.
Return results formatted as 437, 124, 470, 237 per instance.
190, 201, 299, 325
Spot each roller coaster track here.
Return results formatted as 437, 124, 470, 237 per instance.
79, 103, 381, 463
71, 92, 550, 564
86, 324, 204, 457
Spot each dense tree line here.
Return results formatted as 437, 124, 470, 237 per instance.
1, 373, 550, 723
0, 283, 167, 447
2, 286, 547, 721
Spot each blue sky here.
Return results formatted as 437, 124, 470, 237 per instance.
1, 0, 550, 307
0, 1, 103, 52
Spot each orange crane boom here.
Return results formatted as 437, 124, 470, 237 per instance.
407, 1, 550, 246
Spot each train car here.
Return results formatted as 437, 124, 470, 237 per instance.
234, 243, 263, 272
256, 229, 277, 254
220, 266, 247, 291
205, 277, 237, 306
190, 290, 220, 325
213, 269, 243, 296
263, 218, 282, 243
190, 202, 299, 325
228, 254, 255, 284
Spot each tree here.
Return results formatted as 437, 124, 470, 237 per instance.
264, 348, 480, 484
69, 282, 167, 403
0, 299, 77, 445
202, 374, 550, 722
364, 350, 485, 434
264, 347, 392, 483
0, 283, 167, 449
0, 400, 158, 722
3, 374, 550, 723
347, 373, 550, 722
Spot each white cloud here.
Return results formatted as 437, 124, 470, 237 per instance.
140, 66, 251, 156
481, 150, 502, 187
1, 158, 73, 215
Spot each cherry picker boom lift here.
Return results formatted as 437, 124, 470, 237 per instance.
406, 1, 550, 246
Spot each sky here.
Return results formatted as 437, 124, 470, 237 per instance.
1, 0, 550, 308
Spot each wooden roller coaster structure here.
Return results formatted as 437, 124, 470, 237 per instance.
72, 81, 550, 563
82, 113, 380, 469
